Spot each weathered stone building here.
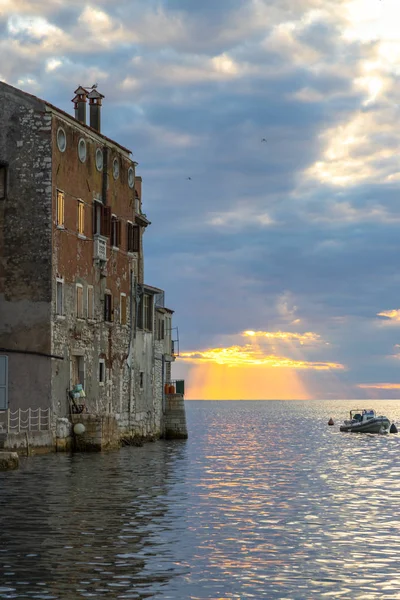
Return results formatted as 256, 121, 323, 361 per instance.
0, 81, 187, 451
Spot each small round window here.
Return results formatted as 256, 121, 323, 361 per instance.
57, 127, 66, 152
113, 158, 119, 180
96, 148, 103, 172
128, 166, 135, 189
78, 138, 86, 162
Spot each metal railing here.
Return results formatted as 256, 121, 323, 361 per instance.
0, 408, 52, 433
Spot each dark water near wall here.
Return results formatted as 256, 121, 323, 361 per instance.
1, 400, 400, 599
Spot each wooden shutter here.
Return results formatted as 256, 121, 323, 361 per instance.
117, 219, 122, 247
133, 225, 140, 252
0, 167, 6, 200
101, 206, 111, 237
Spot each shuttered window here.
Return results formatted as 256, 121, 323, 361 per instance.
93, 202, 111, 237
57, 190, 65, 226
127, 223, 140, 252
104, 292, 113, 322
111, 216, 122, 247
78, 200, 85, 235
120, 293, 127, 325
0, 166, 6, 200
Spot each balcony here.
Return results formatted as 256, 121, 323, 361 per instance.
94, 234, 107, 262
164, 380, 185, 395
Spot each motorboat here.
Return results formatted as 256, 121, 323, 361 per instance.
340, 409, 390, 433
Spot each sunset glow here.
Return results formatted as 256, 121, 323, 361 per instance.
185, 363, 311, 400
377, 309, 400, 322
358, 383, 400, 390
180, 345, 343, 370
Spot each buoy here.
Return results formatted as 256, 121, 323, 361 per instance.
328, 417, 334, 426
390, 423, 398, 434
73, 423, 86, 435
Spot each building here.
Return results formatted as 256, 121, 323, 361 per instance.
0, 81, 187, 451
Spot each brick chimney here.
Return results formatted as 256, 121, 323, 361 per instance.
87, 87, 104, 132
72, 86, 87, 124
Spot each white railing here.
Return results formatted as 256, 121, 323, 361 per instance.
0, 408, 51, 433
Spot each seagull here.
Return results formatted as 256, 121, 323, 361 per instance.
261, 138, 267, 143
186, 177, 192, 180
92, 83, 98, 89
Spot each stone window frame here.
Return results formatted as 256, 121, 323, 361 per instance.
99, 359, 106, 385
87, 285, 94, 320
128, 166, 135, 189
56, 189, 65, 228
76, 283, 84, 319
104, 291, 113, 323
77, 199, 85, 237
56, 277, 64, 317
120, 293, 127, 326
111, 214, 121, 249
112, 158, 120, 180
78, 138, 87, 163
57, 127, 67, 153
95, 148, 103, 172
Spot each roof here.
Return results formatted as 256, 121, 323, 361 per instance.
0, 80, 132, 156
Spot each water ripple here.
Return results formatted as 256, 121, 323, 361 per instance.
1, 400, 400, 599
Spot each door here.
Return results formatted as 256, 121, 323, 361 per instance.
0, 356, 8, 410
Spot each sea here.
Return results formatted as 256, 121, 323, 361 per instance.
1, 399, 400, 600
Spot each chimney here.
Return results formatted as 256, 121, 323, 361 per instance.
87, 87, 105, 132
72, 86, 88, 124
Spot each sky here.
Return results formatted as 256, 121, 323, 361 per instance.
2, 0, 400, 400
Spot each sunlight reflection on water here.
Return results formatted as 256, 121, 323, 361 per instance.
1, 400, 400, 599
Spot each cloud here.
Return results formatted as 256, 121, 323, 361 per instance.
3, 0, 400, 398
377, 309, 400, 323
357, 383, 400, 390
180, 345, 344, 370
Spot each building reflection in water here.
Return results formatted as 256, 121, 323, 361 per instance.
0, 441, 189, 599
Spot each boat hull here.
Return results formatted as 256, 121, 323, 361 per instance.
340, 417, 390, 433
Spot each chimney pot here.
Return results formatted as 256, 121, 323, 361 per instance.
87, 88, 105, 132
72, 86, 87, 124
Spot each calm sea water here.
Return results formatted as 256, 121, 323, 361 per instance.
1, 400, 400, 599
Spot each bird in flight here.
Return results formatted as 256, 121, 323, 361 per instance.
187, 177, 192, 180
261, 138, 267, 143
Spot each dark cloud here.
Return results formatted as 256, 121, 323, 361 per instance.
2, 0, 400, 395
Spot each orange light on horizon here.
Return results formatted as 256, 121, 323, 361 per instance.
185, 363, 311, 400
358, 383, 400, 389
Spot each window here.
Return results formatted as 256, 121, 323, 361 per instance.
128, 166, 135, 189
93, 202, 111, 236
156, 313, 165, 340
76, 284, 84, 318
57, 190, 65, 227
99, 359, 105, 385
139, 371, 144, 389
138, 293, 153, 331
78, 138, 86, 162
113, 158, 119, 179
57, 127, 66, 152
56, 278, 64, 315
111, 215, 121, 248
0, 165, 7, 200
78, 200, 85, 235
96, 148, 103, 172
87, 286, 94, 319
127, 222, 140, 253
120, 293, 127, 325
104, 292, 113, 322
